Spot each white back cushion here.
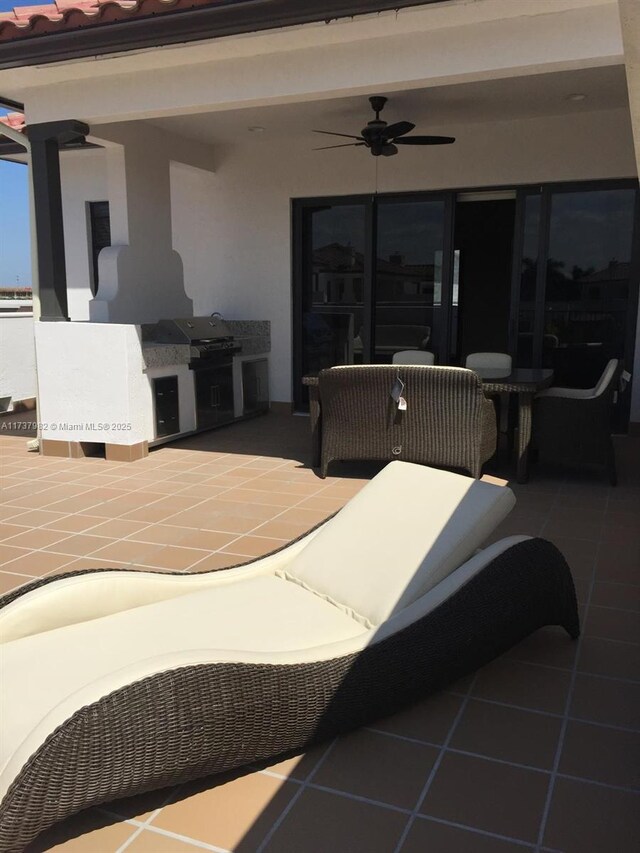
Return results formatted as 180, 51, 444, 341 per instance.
465, 352, 512, 372
392, 350, 435, 365
286, 461, 515, 626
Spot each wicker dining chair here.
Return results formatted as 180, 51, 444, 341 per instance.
533, 358, 621, 484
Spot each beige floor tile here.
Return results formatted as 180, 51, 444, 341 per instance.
420, 752, 549, 843
46, 534, 117, 558
546, 536, 597, 578
503, 626, 578, 670
577, 636, 640, 682
472, 659, 571, 714
221, 535, 287, 558
313, 729, 437, 809
121, 506, 187, 523
187, 552, 248, 572
150, 772, 296, 850
89, 540, 160, 564
2, 527, 71, 550
125, 828, 203, 852
595, 549, 640, 585
251, 519, 319, 540
401, 817, 526, 853
543, 777, 640, 853
559, 720, 639, 789
84, 518, 150, 539
125, 525, 194, 547
584, 605, 639, 644
139, 545, 210, 571
450, 698, 562, 769
161, 529, 237, 551
195, 513, 261, 534
590, 581, 640, 612
0, 544, 30, 565
0, 523, 32, 541
263, 787, 407, 853
1, 549, 73, 576
372, 691, 463, 745
220, 488, 303, 508
0, 570, 34, 594
570, 673, 640, 729
40, 514, 105, 533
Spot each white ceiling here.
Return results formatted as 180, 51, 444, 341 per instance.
148, 65, 629, 145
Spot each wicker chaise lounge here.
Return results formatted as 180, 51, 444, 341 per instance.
0, 462, 578, 852
310, 364, 497, 478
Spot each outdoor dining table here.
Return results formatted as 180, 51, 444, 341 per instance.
302, 367, 553, 484
473, 367, 554, 483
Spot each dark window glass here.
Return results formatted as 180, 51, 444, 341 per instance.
516, 193, 541, 367
544, 189, 636, 385
374, 200, 445, 362
89, 201, 111, 295
302, 203, 366, 378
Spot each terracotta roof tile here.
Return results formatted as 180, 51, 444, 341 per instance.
0, 0, 226, 41
0, 112, 26, 132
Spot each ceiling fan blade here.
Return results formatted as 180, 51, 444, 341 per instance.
313, 130, 364, 140
314, 142, 365, 150
383, 121, 415, 139
395, 135, 456, 145
381, 143, 398, 157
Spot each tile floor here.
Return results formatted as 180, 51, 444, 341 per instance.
0, 413, 638, 853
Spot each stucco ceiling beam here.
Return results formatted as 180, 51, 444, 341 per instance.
18, 3, 623, 126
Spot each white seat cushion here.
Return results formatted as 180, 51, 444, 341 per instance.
0, 575, 364, 784
283, 461, 515, 626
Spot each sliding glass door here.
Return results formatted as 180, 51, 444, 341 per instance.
510, 180, 640, 423
374, 196, 451, 363
295, 180, 639, 421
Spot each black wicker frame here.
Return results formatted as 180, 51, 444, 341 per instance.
0, 537, 578, 852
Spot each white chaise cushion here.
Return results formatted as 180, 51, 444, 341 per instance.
0, 574, 365, 793
284, 461, 515, 626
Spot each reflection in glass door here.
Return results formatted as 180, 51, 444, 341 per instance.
373, 198, 449, 363
296, 199, 370, 401
543, 187, 637, 388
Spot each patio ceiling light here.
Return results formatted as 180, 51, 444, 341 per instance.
566, 93, 587, 101
248, 125, 266, 132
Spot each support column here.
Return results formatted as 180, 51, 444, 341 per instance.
28, 120, 88, 321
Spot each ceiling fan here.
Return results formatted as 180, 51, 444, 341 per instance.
313, 96, 455, 157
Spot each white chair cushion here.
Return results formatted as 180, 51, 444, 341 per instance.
0, 575, 365, 784
283, 461, 515, 627
392, 350, 435, 365
537, 358, 619, 401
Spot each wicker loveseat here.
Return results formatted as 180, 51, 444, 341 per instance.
312, 364, 497, 478
0, 462, 578, 852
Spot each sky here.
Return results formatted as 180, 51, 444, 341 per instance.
0, 109, 30, 288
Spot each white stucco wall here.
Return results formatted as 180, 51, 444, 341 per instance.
0, 314, 37, 406
60, 149, 108, 321
34, 322, 152, 444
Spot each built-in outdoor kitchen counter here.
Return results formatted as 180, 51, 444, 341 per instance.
140, 318, 271, 446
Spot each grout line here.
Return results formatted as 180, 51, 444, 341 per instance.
120, 824, 230, 853
392, 673, 479, 853
115, 784, 186, 853
1, 455, 346, 577
534, 483, 605, 852
254, 740, 338, 853
415, 814, 537, 849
